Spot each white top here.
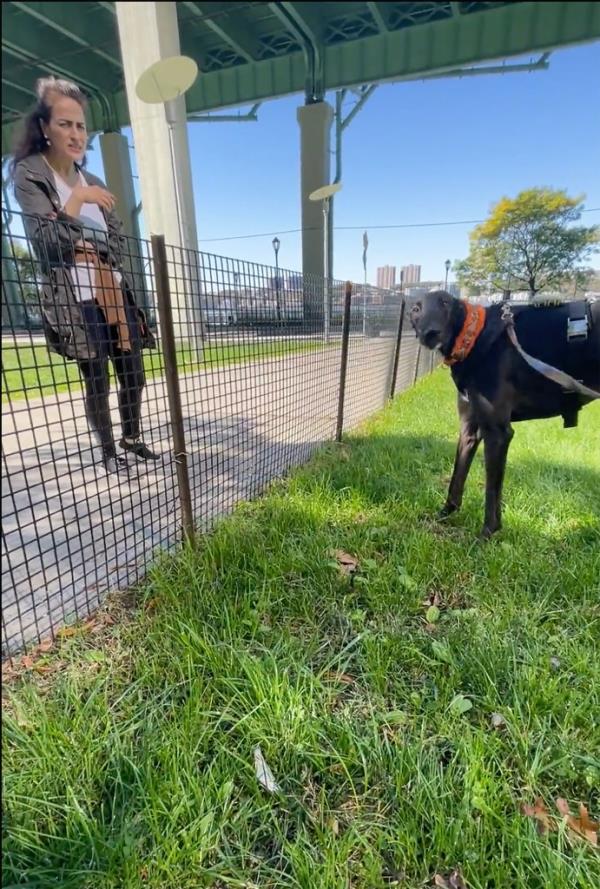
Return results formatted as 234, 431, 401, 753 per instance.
50, 166, 108, 249
46, 162, 121, 303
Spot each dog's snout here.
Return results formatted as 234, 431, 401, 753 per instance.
424, 329, 441, 348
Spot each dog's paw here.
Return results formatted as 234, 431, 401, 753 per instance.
438, 503, 457, 521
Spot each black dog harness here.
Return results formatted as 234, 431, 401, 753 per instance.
500, 301, 600, 402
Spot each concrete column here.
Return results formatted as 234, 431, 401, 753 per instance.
99, 131, 149, 315
99, 132, 137, 239
115, 1, 202, 345
297, 101, 333, 286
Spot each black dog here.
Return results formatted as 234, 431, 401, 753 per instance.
410, 291, 600, 538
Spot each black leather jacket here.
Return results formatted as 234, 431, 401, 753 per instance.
13, 153, 155, 360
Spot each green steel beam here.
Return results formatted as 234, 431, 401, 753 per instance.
182, 2, 600, 110
10, 2, 121, 67
3, 1, 599, 154
189, 102, 261, 122
366, 2, 391, 32
183, 2, 261, 64
2, 18, 118, 94
269, 1, 324, 102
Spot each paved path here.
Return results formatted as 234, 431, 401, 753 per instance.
2, 330, 428, 654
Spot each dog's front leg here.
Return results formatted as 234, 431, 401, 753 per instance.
481, 423, 514, 538
440, 399, 481, 519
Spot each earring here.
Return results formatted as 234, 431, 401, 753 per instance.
44, 136, 51, 146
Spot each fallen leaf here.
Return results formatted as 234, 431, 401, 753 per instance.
449, 694, 473, 715
522, 798, 553, 835
550, 656, 561, 671
57, 625, 78, 639
329, 817, 339, 836
381, 710, 408, 726
145, 597, 159, 612
333, 550, 359, 577
325, 672, 355, 685
424, 591, 442, 608
555, 798, 598, 847
253, 746, 280, 793
36, 639, 53, 653
426, 605, 441, 624
490, 712, 506, 730
20, 655, 34, 670
434, 872, 466, 889
431, 640, 454, 665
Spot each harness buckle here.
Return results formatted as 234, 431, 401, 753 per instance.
567, 317, 588, 341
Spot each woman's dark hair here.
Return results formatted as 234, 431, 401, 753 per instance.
9, 76, 88, 179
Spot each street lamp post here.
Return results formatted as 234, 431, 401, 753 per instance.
362, 230, 368, 337
272, 236, 281, 324
444, 259, 451, 291
308, 182, 343, 344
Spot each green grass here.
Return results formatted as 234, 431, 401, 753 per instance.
3, 371, 599, 889
1, 339, 322, 402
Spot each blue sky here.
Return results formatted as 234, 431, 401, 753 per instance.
8, 41, 600, 283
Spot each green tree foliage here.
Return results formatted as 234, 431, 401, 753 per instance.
455, 188, 599, 296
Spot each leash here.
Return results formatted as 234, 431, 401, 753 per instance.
500, 303, 600, 400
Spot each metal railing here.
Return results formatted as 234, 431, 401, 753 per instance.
1, 212, 438, 657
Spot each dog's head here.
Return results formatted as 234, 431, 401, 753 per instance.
410, 290, 457, 351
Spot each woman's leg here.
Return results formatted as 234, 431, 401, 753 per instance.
78, 355, 115, 454
112, 347, 145, 441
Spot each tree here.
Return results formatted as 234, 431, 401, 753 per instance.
455, 188, 599, 297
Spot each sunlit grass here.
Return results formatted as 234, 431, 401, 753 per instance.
3, 371, 599, 888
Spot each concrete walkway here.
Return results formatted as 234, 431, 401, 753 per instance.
2, 330, 427, 654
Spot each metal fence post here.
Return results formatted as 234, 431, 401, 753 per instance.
335, 280, 352, 442
389, 297, 406, 400
413, 342, 422, 386
151, 234, 195, 541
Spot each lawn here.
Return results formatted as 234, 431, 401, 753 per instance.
1, 338, 322, 402
2, 371, 599, 889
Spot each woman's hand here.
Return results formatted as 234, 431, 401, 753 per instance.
72, 184, 116, 212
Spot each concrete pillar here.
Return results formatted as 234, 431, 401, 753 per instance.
99, 131, 150, 316
297, 102, 334, 301
99, 132, 137, 239
115, 2, 202, 345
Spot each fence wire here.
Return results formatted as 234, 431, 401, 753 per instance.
2, 211, 438, 657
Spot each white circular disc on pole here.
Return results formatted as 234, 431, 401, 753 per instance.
135, 56, 198, 104
309, 182, 342, 202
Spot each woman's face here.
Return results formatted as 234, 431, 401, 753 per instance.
42, 95, 87, 163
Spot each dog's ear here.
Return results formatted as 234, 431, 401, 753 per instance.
409, 301, 422, 331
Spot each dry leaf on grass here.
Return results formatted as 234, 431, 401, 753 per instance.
324, 671, 355, 685
490, 712, 506, 730
253, 746, 280, 793
434, 871, 467, 889
522, 798, 554, 835
555, 798, 598, 847
332, 550, 359, 577
522, 797, 598, 847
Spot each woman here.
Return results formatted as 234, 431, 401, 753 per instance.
11, 75, 158, 472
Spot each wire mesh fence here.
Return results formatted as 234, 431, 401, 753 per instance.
2, 210, 439, 658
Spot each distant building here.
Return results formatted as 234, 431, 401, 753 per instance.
376, 265, 396, 289
401, 264, 421, 285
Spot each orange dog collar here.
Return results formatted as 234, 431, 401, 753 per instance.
444, 302, 486, 366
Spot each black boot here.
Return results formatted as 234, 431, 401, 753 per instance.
101, 446, 129, 473
119, 437, 160, 462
